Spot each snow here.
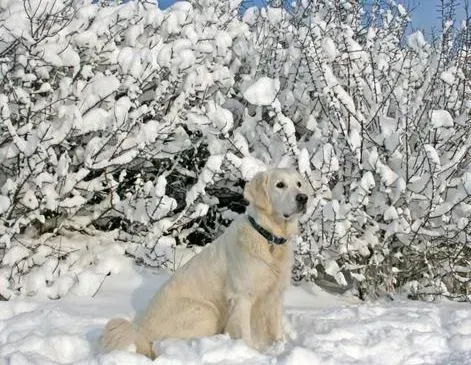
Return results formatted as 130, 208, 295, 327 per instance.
185, 155, 224, 206
430, 110, 454, 128
226, 153, 267, 180
397, 4, 408, 17
22, 190, 39, 210
360, 171, 375, 190
441, 69, 455, 85
3, 246, 31, 266
407, 31, 426, 51
324, 260, 348, 286
424, 144, 441, 166
298, 148, 312, 175
207, 102, 234, 134
70, 271, 107, 297
1, 267, 470, 365
59, 195, 87, 209
311, 143, 339, 173
377, 162, 399, 186
243, 77, 281, 105
155, 175, 167, 197
0, 194, 10, 214
322, 37, 338, 61
384, 206, 399, 221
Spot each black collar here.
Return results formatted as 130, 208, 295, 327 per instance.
247, 215, 287, 245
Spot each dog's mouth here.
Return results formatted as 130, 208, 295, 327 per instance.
283, 208, 306, 219
282, 201, 308, 219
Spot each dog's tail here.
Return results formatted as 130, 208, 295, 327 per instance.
101, 318, 155, 358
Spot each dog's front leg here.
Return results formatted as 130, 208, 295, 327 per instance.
224, 296, 253, 347
266, 292, 284, 342
251, 291, 284, 349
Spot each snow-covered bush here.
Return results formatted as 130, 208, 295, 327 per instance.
0, 0, 248, 298
240, 0, 471, 301
0, 0, 470, 301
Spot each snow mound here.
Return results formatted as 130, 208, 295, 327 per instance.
154, 335, 268, 364
282, 347, 322, 365
0, 270, 470, 365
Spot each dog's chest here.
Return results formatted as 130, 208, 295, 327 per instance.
237, 222, 294, 291
256, 243, 293, 288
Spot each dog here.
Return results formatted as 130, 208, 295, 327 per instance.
101, 168, 309, 358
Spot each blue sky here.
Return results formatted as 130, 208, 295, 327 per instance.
158, 0, 467, 32
407, 0, 466, 31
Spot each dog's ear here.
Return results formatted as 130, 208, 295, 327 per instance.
244, 171, 270, 211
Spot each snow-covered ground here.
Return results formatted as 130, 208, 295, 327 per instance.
1, 266, 470, 365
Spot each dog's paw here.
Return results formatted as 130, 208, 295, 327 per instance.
266, 339, 286, 356
283, 316, 298, 341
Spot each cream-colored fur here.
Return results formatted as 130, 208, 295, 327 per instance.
101, 168, 309, 358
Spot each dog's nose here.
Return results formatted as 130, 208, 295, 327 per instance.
296, 194, 308, 205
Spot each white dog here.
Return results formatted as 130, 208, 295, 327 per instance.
101, 168, 309, 358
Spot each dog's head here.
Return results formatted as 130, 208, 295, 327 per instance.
244, 168, 310, 221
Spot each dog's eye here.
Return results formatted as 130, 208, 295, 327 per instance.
297, 181, 302, 188
276, 182, 286, 189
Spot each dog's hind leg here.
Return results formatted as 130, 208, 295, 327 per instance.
138, 298, 222, 341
